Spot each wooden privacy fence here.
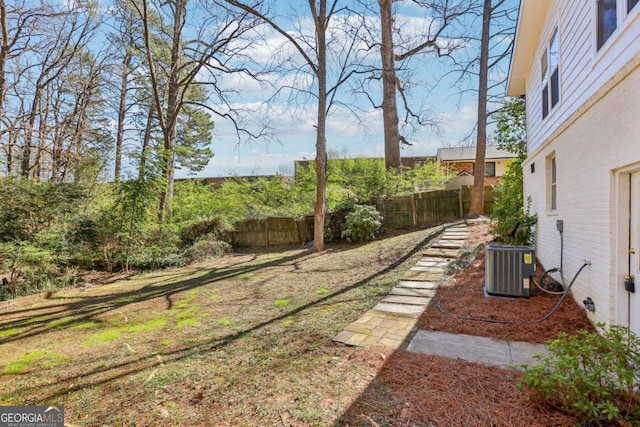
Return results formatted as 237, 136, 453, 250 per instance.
231, 187, 495, 247
233, 216, 313, 247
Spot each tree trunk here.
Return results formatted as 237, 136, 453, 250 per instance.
379, 0, 401, 170
157, 0, 185, 222
115, 51, 132, 183
468, 0, 491, 217
21, 84, 43, 178
0, 0, 8, 131
312, 0, 328, 252
138, 101, 155, 180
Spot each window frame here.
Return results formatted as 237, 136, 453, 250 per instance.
541, 28, 559, 119
547, 155, 557, 212
598, 0, 618, 50
629, 0, 639, 13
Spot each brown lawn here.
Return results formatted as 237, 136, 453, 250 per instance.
0, 222, 592, 426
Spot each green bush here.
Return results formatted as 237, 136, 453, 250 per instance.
491, 158, 537, 246
179, 219, 234, 247
0, 178, 87, 242
519, 324, 640, 425
340, 205, 383, 243
0, 242, 75, 300
185, 234, 232, 263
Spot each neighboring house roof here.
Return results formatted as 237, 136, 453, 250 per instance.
507, 0, 550, 96
436, 146, 516, 162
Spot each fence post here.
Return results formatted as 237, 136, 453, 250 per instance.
458, 189, 464, 219
411, 194, 417, 227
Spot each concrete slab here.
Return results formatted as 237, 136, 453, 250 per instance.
442, 233, 468, 239
416, 259, 451, 267
508, 341, 550, 367
401, 270, 444, 281
407, 330, 549, 368
434, 239, 465, 245
422, 248, 460, 258
409, 266, 445, 272
380, 295, 431, 305
389, 287, 436, 297
372, 302, 424, 316
431, 242, 463, 249
396, 280, 439, 290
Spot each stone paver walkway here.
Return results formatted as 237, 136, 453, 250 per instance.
407, 330, 549, 368
333, 222, 469, 348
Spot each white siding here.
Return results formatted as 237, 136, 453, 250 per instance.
526, 1, 640, 154
524, 65, 640, 327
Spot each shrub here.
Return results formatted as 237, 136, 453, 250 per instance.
185, 234, 232, 262
519, 324, 640, 425
491, 158, 537, 246
179, 219, 233, 247
340, 205, 383, 243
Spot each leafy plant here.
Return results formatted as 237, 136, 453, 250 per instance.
519, 324, 640, 425
490, 98, 536, 246
340, 205, 383, 243
185, 234, 232, 262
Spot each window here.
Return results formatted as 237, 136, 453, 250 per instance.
598, 0, 617, 49
485, 162, 496, 177
472, 162, 496, 177
630, 0, 639, 12
541, 29, 559, 119
547, 156, 557, 211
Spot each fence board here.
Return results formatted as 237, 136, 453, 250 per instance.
231, 187, 496, 246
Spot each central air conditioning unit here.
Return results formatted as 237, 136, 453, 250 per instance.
485, 244, 535, 297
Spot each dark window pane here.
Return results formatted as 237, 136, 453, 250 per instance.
598, 0, 617, 50
542, 85, 549, 119
550, 69, 560, 108
485, 162, 496, 177
541, 49, 548, 82
630, 0, 639, 12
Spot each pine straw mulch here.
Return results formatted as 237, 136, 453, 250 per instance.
338, 221, 596, 427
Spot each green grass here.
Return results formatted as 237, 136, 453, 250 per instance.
83, 329, 123, 346
274, 299, 290, 309
218, 318, 232, 327
2, 350, 67, 374
0, 327, 22, 339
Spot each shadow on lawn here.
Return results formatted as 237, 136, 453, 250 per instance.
3, 227, 443, 403
0, 250, 302, 344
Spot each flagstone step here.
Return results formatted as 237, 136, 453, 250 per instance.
431, 242, 463, 249
396, 280, 439, 290
372, 302, 424, 316
381, 295, 432, 305
422, 248, 460, 258
401, 270, 444, 281
416, 258, 451, 266
389, 287, 436, 297
409, 265, 445, 272
442, 232, 468, 238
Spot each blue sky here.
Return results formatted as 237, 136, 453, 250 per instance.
174, 0, 512, 178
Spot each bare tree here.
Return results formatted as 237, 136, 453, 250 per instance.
466, 0, 514, 216
131, 0, 261, 222
358, 0, 475, 169
221, 0, 369, 251
16, 4, 101, 178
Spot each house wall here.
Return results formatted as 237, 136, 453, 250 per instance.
526, 1, 640, 154
442, 159, 511, 178
524, 56, 640, 327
